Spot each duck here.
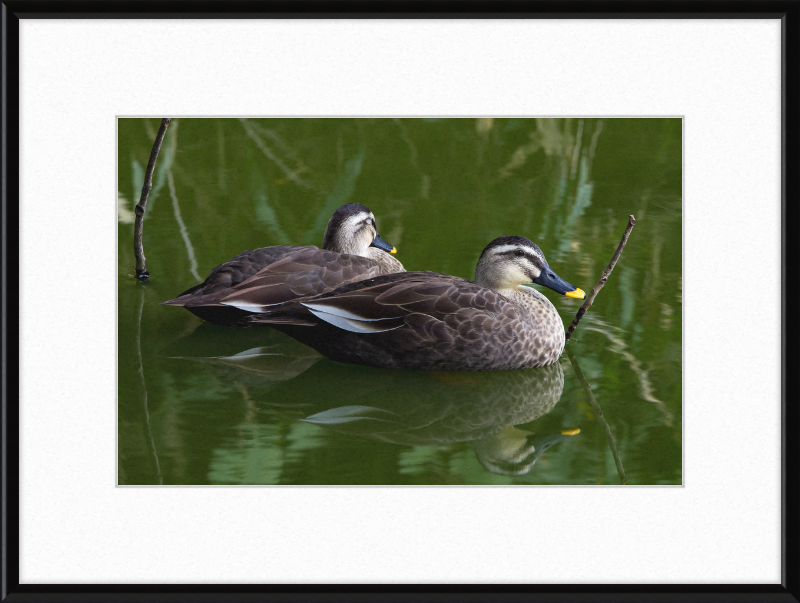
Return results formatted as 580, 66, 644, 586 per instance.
162, 203, 405, 325
241, 235, 585, 371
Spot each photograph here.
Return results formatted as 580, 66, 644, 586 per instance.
118, 117, 682, 486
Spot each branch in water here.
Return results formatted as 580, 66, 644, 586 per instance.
133, 118, 172, 281
565, 214, 636, 341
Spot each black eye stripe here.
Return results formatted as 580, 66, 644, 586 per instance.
496, 249, 546, 268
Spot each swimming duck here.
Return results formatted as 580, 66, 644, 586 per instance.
243, 236, 585, 371
162, 203, 404, 325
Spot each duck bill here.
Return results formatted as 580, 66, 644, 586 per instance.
370, 233, 397, 254
529, 429, 580, 457
532, 268, 585, 299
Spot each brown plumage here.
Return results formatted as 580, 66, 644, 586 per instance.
161, 203, 404, 325
247, 236, 585, 371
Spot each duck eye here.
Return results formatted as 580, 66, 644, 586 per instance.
514, 249, 524, 257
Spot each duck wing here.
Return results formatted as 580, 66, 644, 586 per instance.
252, 271, 511, 334
298, 273, 514, 337
161, 245, 308, 305
216, 248, 392, 313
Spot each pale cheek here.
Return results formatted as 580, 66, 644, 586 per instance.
498, 264, 532, 288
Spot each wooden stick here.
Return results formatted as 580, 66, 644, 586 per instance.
133, 118, 172, 280
566, 346, 627, 485
565, 214, 635, 341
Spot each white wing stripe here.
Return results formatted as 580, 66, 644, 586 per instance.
300, 301, 399, 322
305, 307, 401, 334
219, 300, 271, 312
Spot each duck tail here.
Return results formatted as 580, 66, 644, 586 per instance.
161, 281, 212, 305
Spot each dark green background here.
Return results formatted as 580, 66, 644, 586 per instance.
118, 118, 682, 485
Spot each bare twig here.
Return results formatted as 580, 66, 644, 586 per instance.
566, 346, 627, 485
133, 118, 172, 280
565, 215, 636, 340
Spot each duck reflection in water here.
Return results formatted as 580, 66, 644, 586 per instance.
164, 325, 323, 385
164, 328, 579, 477
290, 361, 577, 476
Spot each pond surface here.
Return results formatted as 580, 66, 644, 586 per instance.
118, 118, 682, 485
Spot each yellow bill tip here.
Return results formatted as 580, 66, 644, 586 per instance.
390, 247, 397, 254
561, 428, 581, 436
565, 288, 585, 299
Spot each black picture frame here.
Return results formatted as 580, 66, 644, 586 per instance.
2, 1, 797, 601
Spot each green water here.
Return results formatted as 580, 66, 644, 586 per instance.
118, 118, 682, 485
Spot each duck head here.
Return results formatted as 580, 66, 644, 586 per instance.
475, 235, 585, 299
323, 203, 397, 257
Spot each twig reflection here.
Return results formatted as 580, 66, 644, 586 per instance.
566, 345, 627, 485
136, 285, 163, 484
